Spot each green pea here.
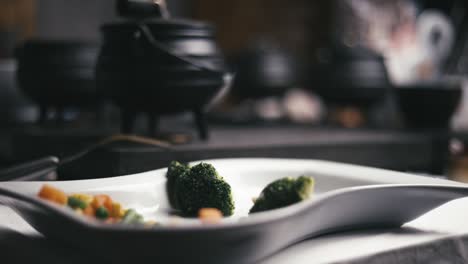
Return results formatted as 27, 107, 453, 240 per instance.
95, 206, 109, 219
68, 196, 88, 210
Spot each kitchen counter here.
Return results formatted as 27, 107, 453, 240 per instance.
56, 126, 439, 179
0, 125, 444, 180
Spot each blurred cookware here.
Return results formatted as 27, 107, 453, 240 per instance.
0, 30, 17, 58
0, 59, 36, 123
232, 42, 297, 99
309, 45, 390, 108
96, 0, 231, 140
15, 39, 100, 122
395, 80, 462, 129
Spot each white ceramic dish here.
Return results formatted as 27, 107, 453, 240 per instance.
1, 158, 468, 264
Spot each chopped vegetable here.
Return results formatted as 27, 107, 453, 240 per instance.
166, 161, 235, 217
92, 195, 113, 212
111, 202, 125, 218
95, 206, 109, 220
121, 209, 144, 225
37, 185, 147, 226
67, 196, 88, 210
83, 205, 95, 217
70, 194, 93, 204
249, 176, 314, 214
198, 208, 222, 223
38, 184, 68, 205
166, 161, 190, 208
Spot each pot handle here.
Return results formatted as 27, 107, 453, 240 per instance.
136, 23, 227, 74
118, 0, 170, 19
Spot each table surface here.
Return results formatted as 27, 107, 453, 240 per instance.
27, 127, 437, 180
4, 126, 435, 170
2, 196, 468, 264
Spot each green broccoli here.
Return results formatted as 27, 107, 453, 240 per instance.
166, 161, 235, 217
166, 161, 190, 208
249, 176, 314, 214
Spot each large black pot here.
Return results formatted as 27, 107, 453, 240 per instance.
16, 39, 100, 122
96, 3, 229, 139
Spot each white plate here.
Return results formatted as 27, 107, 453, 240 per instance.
0, 158, 467, 264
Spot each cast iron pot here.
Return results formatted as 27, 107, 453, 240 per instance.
96, 3, 230, 139
232, 43, 297, 99
395, 81, 462, 129
16, 39, 100, 121
308, 45, 390, 107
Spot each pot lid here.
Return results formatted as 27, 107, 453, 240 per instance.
104, 0, 214, 33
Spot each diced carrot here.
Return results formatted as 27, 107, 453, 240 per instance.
38, 184, 68, 205
91, 194, 113, 211
198, 208, 222, 223
104, 198, 114, 212
91, 195, 105, 208
83, 205, 95, 217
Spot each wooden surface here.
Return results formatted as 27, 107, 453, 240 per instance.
0, 0, 35, 38
191, 0, 330, 55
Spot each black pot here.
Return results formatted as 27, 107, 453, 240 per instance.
16, 39, 100, 121
309, 45, 390, 107
232, 43, 297, 99
395, 81, 462, 129
96, 15, 229, 139
0, 59, 37, 124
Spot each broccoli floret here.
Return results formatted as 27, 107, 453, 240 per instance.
249, 176, 314, 214
166, 162, 235, 217
166, 161, 190, 208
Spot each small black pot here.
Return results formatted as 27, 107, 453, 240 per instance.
395, 81, 462, 129
309, 45, 390, 107
232, 44, 297, 99
15, 39, 100, 120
